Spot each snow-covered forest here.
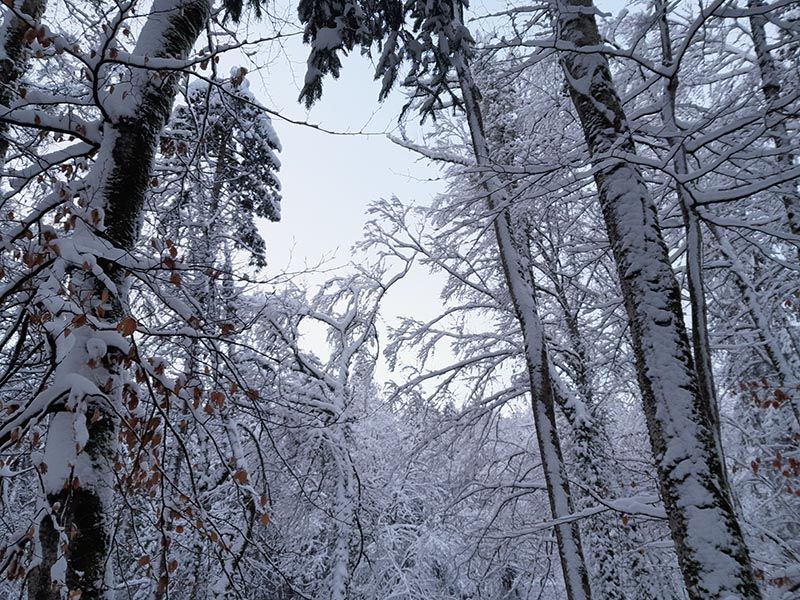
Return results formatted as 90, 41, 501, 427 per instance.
0, 0, 799, 598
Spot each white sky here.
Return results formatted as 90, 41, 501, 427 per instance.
243, 1, 452, 339
251, 0, 625, 268
240, 0, 626, 365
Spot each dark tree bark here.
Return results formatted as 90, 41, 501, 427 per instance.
747, 0, 800, 238
452, 7, 592, 597
553, 0, 762, 598
26, 2, 211, 598
0, 0, 47, 169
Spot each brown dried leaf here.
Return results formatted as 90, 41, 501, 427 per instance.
117, 316, 138, 337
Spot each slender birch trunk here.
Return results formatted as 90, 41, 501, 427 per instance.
452, 7, 592, 597
0, 0, 46, 169
154, 96, 231, 599
744, 0, 800, 428
525, 214, 630, 598
27, 2, 210, 597
553, 1, 761, 597
329, 437, 356, 600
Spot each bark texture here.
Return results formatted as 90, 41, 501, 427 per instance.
27, 2, 211, 598
0, 0, 47, 168
747, 0, 800, 238
554, 0, 762, 598
453, 10, 592, 597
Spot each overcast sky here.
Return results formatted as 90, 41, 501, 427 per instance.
252, 0, 624, 263
239, 0, 625, 363
242, 1, 449, 337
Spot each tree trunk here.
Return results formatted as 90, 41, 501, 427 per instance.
747, 0, 800, 238
0, 0, 46, 169
554, 1, 762, 598
27, 2, 211, 598
655, 0, 726, 472
548, 289, 652, 600
452, 9, 592, 598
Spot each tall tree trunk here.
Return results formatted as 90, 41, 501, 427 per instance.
744, 0, 800, 429
27, 2, 210, 598
655, 0, 724, 458
0, 0, 46, 170
656, 0, 718, 430
452, 8, 592, 598
548, 282, 654, 600
747, 0, 800, 238
553, 1, 762, 598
